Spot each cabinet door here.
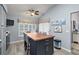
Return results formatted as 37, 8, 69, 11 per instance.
45, 40, 53, 55
36, 41, 46, 55
45, 45, 53, 55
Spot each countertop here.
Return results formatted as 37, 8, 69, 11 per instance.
24, 32, 55, 41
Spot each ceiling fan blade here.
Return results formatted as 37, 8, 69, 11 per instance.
35, 14, 39, 15
26, 9, 39, 16
35, 11, 39, 15
35, 13, 39, 15
36, 11, 39, 12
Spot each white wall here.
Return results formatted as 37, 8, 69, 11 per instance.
6, 15, 38, 43
6, 16, 18, 42
0, 5, 7, 54
39, 4, 79, 51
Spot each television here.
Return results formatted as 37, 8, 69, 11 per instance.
6, 19, 14, 26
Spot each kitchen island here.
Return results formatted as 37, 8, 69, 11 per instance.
24, 32, 55, 55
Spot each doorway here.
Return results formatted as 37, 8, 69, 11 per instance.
71, 11, 79, 54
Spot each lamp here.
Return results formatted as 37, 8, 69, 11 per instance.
31, 13, 35, 16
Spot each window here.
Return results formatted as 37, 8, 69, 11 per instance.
39, 23, 50, 34
18, 23, 36, 37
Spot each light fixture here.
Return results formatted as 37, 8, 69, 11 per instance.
26, 9, 39, 16
31, 13, 35, 16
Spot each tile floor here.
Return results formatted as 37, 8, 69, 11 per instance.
6, 41, 73, 55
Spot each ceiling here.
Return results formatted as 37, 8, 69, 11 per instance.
6, 4, 55, 20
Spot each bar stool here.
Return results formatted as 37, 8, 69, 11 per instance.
24, 33, 30, 55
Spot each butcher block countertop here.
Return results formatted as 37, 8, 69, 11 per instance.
24, 32, 55, 41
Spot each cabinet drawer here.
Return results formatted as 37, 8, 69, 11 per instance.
44, 39, 54, 55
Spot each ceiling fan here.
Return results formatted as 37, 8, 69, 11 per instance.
26, 9, 39, 16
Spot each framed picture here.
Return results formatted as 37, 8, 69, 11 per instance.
53, 25, 62, 33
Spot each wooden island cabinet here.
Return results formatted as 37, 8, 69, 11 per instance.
24, 32, 55, 55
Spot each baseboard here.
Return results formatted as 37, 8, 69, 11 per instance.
10, 40, 24, 44
61, 47, 71, 53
